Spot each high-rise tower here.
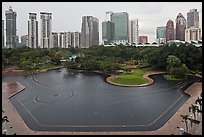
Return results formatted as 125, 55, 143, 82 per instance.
28, 13, 38, 48
129, 19, 139, 45
81, 16, 99, 48
40, 12, 52, 48
175, 13, 186, 41
166, 19, 174, 42
185, 9, 201, 41
110, 12, 129, 45
5, 7, 17, 48
187, 9, 199, 29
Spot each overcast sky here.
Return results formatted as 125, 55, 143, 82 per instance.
2, 2, 202, 44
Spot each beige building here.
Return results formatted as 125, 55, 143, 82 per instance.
185, 27, 201, 41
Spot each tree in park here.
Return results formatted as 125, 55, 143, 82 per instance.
167, 55, 189, 78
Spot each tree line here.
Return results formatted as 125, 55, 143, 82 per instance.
2, 43, 202, 73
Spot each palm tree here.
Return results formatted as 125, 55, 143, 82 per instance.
189, 104, 198, 120
195, 97, 202, 111
181, 114, 189, 133
187, 115, 193, 128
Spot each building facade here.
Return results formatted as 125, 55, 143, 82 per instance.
5, 7, 17, 48
185, 28, 201, 41
21, 35, 28, 47
2, 20, 4, 48
187, 9, 199, 29
110, 12, 129, 45
51, 32, 59, 48
175, 13, 186, 41
129, 19, 139, 45
166, 19, 174, 42
59, 32, 66, 48
73, 32, 81, 48
66, 32, 73, 48
185, 9, 201, 41
102, 21, 113, 45
139, 36, 148, 44
28, 13, 38, 48
81, 16, 99, 48
40, 12, 52, 48
156, 26, 166, 44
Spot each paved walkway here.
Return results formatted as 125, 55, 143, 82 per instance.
2, 73, 202, 135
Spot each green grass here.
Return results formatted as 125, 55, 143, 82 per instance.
164, 75, 184, 81
38, 64, 62, 71
112, 67, 152, 85
121, 65, 137, 69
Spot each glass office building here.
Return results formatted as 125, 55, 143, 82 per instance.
110, 12, 129, 44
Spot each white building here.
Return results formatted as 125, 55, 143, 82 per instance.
59, 32, 66, 48
28, 13, 38, 48
40, 12, 52, 48
66, 32, 73, 48
129, 19, 139, 45
73, 32, 81, 48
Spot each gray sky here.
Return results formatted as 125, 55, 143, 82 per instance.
2, 2, 202, 44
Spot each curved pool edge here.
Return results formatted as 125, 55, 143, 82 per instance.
105, 71, 167, 87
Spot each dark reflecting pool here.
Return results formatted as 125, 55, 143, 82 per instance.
2, 68, 201, 132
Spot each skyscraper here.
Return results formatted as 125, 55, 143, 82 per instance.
81, 16, 99, 48
187, 9, 199, 29
40, 12, 52, 48
166, 19, 174, 42
129, 19, 139, 45
110, 12, 129, 45
185, 9, 201, 41
102, 21, 113, 45
175, 13, 186, 41
5, 7, 17, 48
156, 26, 166, 44
2, 20, 4, 48
28, 13, 38, 48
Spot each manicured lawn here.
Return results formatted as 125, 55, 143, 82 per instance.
112, 67, 153, 85
164, 75, 184, 81
121, 65, 137, 69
